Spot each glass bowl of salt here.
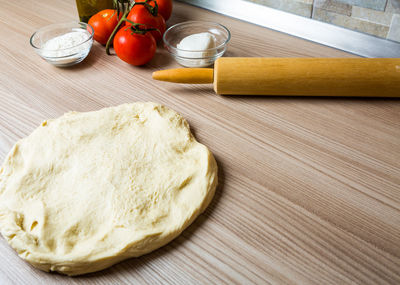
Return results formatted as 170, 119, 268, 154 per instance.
30, 22, 94, 67
163, 21, 231, 68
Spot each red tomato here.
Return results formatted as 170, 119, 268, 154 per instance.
150, 0, 172, 21
88, 9, 119, 45
113, 27, 156, 66
126, 3, 166, 42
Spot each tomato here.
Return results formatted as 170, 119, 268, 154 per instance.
126, 3, 166, 42
150, 0, 172, 21
113, 27, 156, 66
88, 9, 119, 45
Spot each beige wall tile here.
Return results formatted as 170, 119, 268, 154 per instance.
352, 6, 393, 26
248, 0, 398, 41
248, 0, 313, 17
387, 14, 400, 41
313, 0, 352, 16
313, 8, 390, 37
385, 0, 400, 13
335, 0, 387, 11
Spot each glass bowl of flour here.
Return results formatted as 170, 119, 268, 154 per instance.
30, 22, 94, 67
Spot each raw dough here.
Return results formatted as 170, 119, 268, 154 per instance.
0, 102, 218, 275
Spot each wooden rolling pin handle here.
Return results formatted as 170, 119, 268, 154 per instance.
152, 68, 213, 84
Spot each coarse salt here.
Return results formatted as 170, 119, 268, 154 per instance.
176, 32, 216, 67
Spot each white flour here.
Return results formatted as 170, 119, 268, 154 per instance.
41, 30, 92, 65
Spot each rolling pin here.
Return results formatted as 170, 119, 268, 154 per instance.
152, 58, 400, 97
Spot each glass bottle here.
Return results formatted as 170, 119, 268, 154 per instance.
76, 0, 114, 23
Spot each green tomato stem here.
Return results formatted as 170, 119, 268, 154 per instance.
105, 1, 135, 55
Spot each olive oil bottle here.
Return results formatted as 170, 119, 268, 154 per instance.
76, 0, 114, 23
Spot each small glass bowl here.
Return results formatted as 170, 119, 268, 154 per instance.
163, 21, 231, 68
30, 22, 94, 67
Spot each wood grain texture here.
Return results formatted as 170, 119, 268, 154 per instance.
1, 0, 400, 284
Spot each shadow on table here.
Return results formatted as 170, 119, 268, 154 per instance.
72, 155, 225, 280
156, 84, 400, 102
144, 47, 177, 70
221, 95, 400, 101
60, 42, 103, 71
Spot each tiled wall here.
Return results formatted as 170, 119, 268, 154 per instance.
248, 0, 400, 42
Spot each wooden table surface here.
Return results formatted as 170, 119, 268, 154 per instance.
1, 0, 400, 284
